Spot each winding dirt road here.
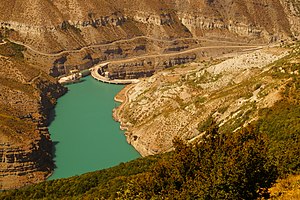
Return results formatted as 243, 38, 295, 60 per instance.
108, 44, 264, 65
7, 36, 260, 57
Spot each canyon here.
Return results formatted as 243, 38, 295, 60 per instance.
0, 0, 300, 190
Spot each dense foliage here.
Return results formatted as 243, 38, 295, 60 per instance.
0, 41, 25, 59
258, 77, 300, 176
119, 125, 277, 199
0, 156, 159, 200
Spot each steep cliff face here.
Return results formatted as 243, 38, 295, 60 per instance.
0, 0, 190, 53
173, 0, 294, 39
0, 130, 53, 190
0, 0, 299, 53
0, 42, 66, 190
45, 37, 201, 77
280, 0, 300, 37
107, 53, 197, 79
0, 0, 298, 80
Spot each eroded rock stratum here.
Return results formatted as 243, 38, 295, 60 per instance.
0, 0, 299, 78
0, 43, 66, 190
113, 46, 299, 156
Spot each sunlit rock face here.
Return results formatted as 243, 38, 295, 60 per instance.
0, 56, 66, 190
0, 0, 299, 79
0, 0, 299, 53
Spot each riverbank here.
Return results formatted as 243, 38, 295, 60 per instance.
48, 76, 140, 180
112, 83, 138, 132
90, 64, 139, 84
112, 47, 289, 157
0, 56, 67, 190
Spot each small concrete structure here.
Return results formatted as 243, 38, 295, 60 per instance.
80, 69, 91, 77
58, 73, 82, 85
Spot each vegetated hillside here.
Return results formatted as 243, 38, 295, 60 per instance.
0, 41, 66, 190
1, 43, 299, 199
113, 45, 292, 156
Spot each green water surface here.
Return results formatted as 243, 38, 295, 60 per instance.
48, 76, 140, 180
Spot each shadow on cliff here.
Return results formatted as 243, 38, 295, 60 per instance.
52, 141, 59, 169
48, 108, 56, 127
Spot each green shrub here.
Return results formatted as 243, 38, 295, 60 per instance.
121, 125, 277, 199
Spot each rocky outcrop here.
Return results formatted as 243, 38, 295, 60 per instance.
0, 130, 53, 190
46, 37, 200, 77
114, 47, 289, 156
131, 12, 174, 26
0, 0, 298, 80
107, 53, 197, 79
178, 14, 264, 38
66, 12, 126, 28
0, 47, 66, 190
0, 0, 299, 53
280, 0, 300, 38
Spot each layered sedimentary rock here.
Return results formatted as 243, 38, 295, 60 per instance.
0, 43, 66, 190
107, 53, 197, 79
0, 0, 298, 51
175, 0, 294, 40
114, 47, 291, 156
0, 0, 299, 78
45, 37, 201, 77
0, 130, 53, 190
280, 0, 300, 36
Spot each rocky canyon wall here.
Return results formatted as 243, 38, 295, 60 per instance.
0, 0, 298, 63
0, 0, 298, 80
0, 46, 66, 190
107, 53, 197, 79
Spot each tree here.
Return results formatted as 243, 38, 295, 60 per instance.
121, 124, 277, 199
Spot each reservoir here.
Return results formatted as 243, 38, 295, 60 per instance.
48, 76, 140, 180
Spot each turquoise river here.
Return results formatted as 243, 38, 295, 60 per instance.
48, 76, 140, 180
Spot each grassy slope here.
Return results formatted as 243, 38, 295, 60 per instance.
0, 155, 160, 199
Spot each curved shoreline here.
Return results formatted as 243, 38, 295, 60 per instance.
113, 84, 136, 131
90, 65, 140, 85
47, 76, 140, 180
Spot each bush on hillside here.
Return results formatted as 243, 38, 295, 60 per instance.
120, 125, 277, 199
